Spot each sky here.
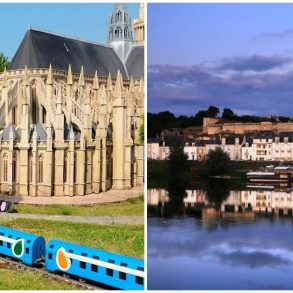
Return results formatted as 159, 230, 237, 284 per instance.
148, 3, 293, 117
0, 3, 139, 59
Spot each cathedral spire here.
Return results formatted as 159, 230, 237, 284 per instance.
46, 64, 53, 85
67, 64, 73, 85
107, 73, 113, 91
79, 66, 85, 87
107, 3, 133, 62
93, 70, 99, 90
113, 70, 124, 97
129, 76, 135, 93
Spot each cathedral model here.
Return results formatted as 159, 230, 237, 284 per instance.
0, 3, 144, 197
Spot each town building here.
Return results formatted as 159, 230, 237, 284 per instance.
147, 118, 293, 162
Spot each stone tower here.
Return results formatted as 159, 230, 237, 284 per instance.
107, 3, 133, 62
133, 3, 145, 45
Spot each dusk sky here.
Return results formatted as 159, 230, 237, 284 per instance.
148, 4, 293, 117
0, 3, 139, 59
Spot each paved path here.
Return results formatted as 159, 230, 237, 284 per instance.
0, 213, 143, 225
0, 186, 143, 205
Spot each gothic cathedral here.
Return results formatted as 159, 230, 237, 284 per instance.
0, 3, 144, 197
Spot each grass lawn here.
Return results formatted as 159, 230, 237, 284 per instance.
0, 269, 80, 290
0, 219, 143, 289
0, 219, 144, 259
13, 194, 144, 216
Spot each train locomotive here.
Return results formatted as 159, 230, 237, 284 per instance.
0, 226, 144, 290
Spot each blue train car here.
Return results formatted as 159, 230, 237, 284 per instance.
45, 240, 144, 290
0, 226, 45, 266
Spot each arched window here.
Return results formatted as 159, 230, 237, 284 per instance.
29, 153, 33, 183
12, 154, 17, 182
31, 83, 37, 124
3, 154, 7, 182
124, 27, 128, 38
38, 154, 44, 183
12, 105, 17, 125
63, 152, 68, 183
117, 10, 122, 21
42, 106, 46, 124
73, 153, 77, 183
115, 27, 122, 39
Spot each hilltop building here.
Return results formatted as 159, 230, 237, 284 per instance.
148, 118, 293, 162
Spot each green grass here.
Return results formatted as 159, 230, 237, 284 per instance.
184, 126, 203, 131
13, 194, 144, 216
0, 269, 80, 290
0, 219, 144, 259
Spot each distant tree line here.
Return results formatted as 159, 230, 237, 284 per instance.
148, 106, 293, 138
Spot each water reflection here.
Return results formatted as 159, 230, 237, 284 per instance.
148, 181, 293, 218
148, 180, 293, 289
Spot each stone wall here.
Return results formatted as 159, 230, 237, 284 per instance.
203, 118, 293, 135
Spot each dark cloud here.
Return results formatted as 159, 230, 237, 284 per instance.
216, 250, 290, 269
148, 60, 293, 116
217, 55, 292, 72
253, 29, 293, 40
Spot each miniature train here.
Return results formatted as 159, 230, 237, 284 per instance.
0, 226, 144, 290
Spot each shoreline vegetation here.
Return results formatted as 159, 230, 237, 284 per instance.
148, 159, 292, 186
148, 159, 291, 177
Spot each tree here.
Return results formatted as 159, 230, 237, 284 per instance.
202, 147, 231, 176
168, 145, 188, 177
207, 106, 219, 118
0, 53, 10, 73
194, 110, 208, 125
222, 108, 235, 120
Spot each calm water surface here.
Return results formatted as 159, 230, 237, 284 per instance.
148, 181, 293, 290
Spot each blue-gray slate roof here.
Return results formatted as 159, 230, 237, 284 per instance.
2, 124, 21, 141
125, 45, 144, 80
9, 28, 143, 80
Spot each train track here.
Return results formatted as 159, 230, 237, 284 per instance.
0, 255, 106, 290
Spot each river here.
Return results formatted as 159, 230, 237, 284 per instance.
147, 179, 293, 290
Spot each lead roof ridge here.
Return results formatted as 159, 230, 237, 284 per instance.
28, 26, 113, 49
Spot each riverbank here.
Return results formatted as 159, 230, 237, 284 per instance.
148, 160, 293, 189
148, 159, 291, 180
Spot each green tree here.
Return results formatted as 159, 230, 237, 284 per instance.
168, 145, 188, 177
0, 53, 10, 73
207, 106, 220, 118
202, 147, 231, 176
222, 108, 235, 120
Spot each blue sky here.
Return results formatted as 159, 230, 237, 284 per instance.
0, 3, 139, 59
148, 3, 293, 117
